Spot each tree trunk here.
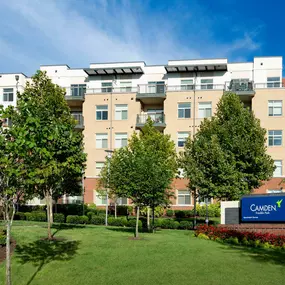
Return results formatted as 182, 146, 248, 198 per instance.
135, 206, 140, 238
193, 188, 197, 230
114, 200, 117, 219
46, 193, 52, 240
147, 206, 150, 231
152, 205, 155, 233
49, 196, 53, 224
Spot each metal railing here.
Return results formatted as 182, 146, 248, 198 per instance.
225, 81, 254, 92
136, 113, 165, 124
137, 84, 166, 94
254, 82, 285, 89
167, 84, 224, 91
86, 87, 137, 94
65, 87, 85, 99
72, 113, 84, 128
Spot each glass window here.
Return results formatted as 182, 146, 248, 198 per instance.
3, 88, 14, 102
198, 102, 212, 118
115, 133, 128, 148
120, 81, 132, 92
177, 132, 190, 147
268, 130, 282, 146
268, 100, 282, 116
267, 77, 280, 88
201, 79, 213, 90
71, 84, 86, 97
177, 190, 191, 205
96, 133, 108, 148
268, 189, 283, 194
95, 162, 105, 176
273, 160, 282, 177
178, 103, 191, 118
101, 82, 112, 93
96, 191, 107, 205
181, 79, 194, 90
115, 104, 128, 120
117, 197, 128, 205
96, 105, 108, 120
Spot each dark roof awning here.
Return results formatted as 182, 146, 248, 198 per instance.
165, 64, 227, 73
84, 66, 144, 76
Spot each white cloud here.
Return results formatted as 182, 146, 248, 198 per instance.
0, 0, 262, 74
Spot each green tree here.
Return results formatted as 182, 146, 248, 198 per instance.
8, 71, 86, 240
181, 92, 275, 202
100, 119, 177, 237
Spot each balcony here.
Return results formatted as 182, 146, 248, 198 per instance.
72, 113, 84, 130
136, 84, 166, 104
254, 82, 285, 89
86, 87, 137, 94
167, 84, 225, 92
136, 113, 166, 131
225, 80, 255, 102
65, 86, 85, 107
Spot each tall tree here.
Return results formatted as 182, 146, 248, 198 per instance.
99, 119, 177, 237
181, 92, 275, 201
8, 71, 86, 239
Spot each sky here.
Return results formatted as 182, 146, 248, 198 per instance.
0, 0, 283, 76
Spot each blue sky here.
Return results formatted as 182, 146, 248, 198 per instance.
0, 0, 283, 76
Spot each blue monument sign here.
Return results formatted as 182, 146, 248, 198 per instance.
241, 195, 285, 222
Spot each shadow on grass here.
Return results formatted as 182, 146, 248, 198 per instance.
220, 244, 285, 266
51, 223, 86, 237
106, 227, 161, 234
15, 239, 80, 285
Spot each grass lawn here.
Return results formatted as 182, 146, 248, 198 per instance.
0, 221, 284, 285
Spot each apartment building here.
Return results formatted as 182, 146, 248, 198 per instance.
1, 56, 284, 208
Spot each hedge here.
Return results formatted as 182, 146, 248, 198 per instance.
66, 215, 88, 224
90, 215, 105, 225
195, 225, 285, 248
25, 212, 46, 222
54, 213, 65, 223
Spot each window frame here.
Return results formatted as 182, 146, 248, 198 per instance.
3, 88, 14, 102
101, 82, 112, 93
95, 162, 105, 176
115, 133, 128, 148
95, 191, 107, 205
178, 103, 191, 119
120, 81, 132, 92
201, 78, 213, 90
198, 102, 212, 118
181, 79, 194, 90
268, 130, 282, 146
117, 197, 128, 205
267, 77, 281, 88
96, 105, 108, 121
96, 133, 108, 149
177, 132, 190, 148
177, 190, 191, 205
115, 104, 128, 120
273, 160, 282, 177
71, 84, 86, 97
268, 100, 282, 117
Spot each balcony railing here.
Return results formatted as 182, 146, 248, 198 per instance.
167, 84, 224, 91
254, 82, 285, 89
137, 84, 166, 94
72, 113, 84, 129
65, 87, 85, 100
225, 80, 254, 92
136, 113, 165, 125
86, 87, 137, 94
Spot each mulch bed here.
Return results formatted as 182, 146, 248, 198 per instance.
0, 240, 16, 264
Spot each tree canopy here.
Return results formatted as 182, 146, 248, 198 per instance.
181, 92, 275, 200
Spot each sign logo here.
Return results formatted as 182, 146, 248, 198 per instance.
277, 199, 283, 208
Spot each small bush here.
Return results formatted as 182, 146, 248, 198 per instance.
166, 209, 174, 217
66, 215, 88, 224
168, 221, 180, 229
15, 212, 26, 220
175, 211, 185, 219
54, 213, 65, 223
179, 221, 192, 230
161, 219, 172, 229
25, 211, 46, 222
90, 215, 105, 225
80, 215, 89, 224
108, 217, 128, 227
127, 219, 142, 229
197, 233, 210, 240
154, 218, 164, 228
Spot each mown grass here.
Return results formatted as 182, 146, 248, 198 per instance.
0, 221, 284, 285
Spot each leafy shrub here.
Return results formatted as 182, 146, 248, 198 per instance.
127, 219, 142, 229
86, 211, 93, 221
127, 206, 134, 215
183, 210, 194, 217
14, 212, 26, 220
54, 213, 65, 223
166, 209, 174, 217
175, 211, 185, 219
108, 217, 128, 227
66, 215, 88, 224
197, 203, 220, 217
168, 221, 180, 229
0, 228, 6, 246
179, 221, 192, 230
90, 215, 105, 225
154, 218, 164, 228
160, 219, 172, 229
197, 233, 210, 240
140, 206, 164, 217
25, 211, 46, 222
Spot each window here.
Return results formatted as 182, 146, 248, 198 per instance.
268, 100, 282, 116
178, 103, 191, 118
273, 160, 282, 177
95, 162, 105, 176
3, 88, 14, 102
148, 81, 165, 93
198, 102, 212, 118
267, 77, 280, 88
115, 104, 128, 120
71, 84, 86, 97
96, 133, 108, 148
96, 191, 107, 205
181, 79, 194, 90
120, 81, 132, 92
101, 82, 112, 93
115, 133, 128, 148
201, 79, 213, 90
117, 197, 128, 205
268, 189, 283, 194
177, 190, 191, 205
268, 130, 282, 146
2, 118, 12, 127
96, 105, 108, 120
177, 132, 189, 147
